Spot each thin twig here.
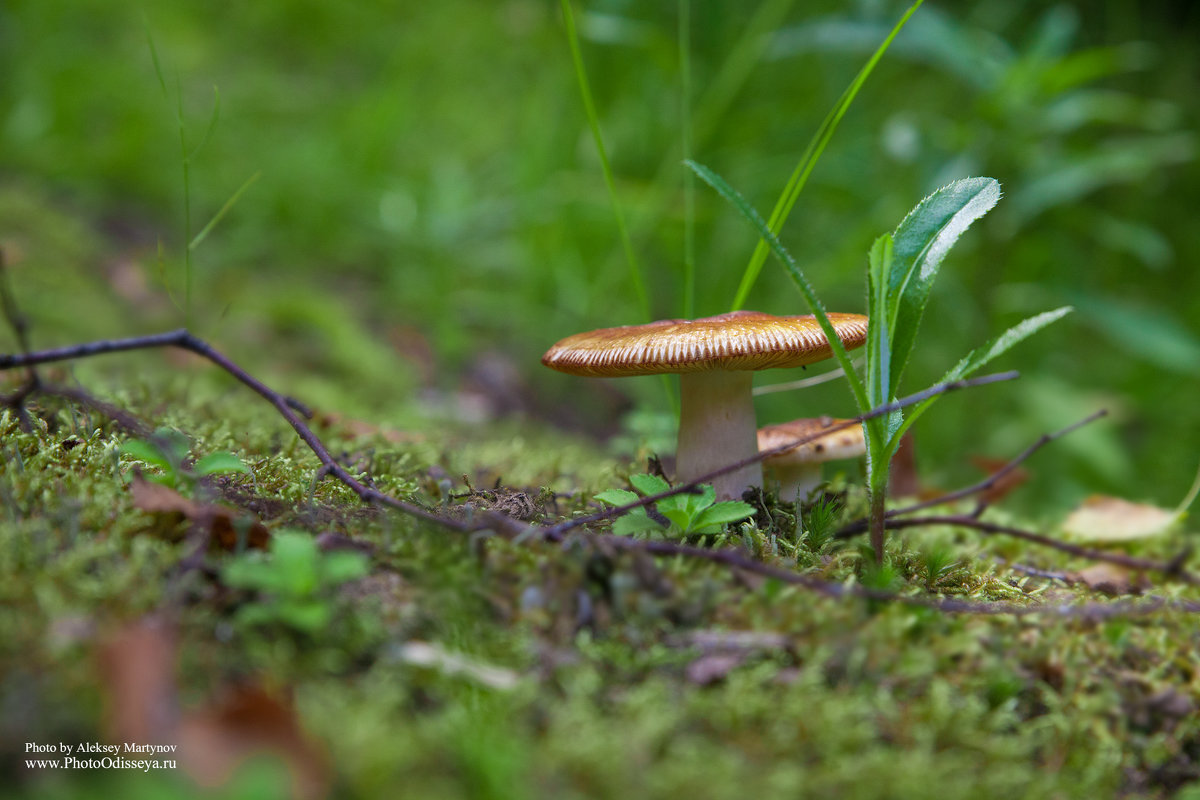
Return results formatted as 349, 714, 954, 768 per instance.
837, 513, 1197, 584
883, 409, 1109, 519
0, 329, 471, 531
0, 248, 41, 430
10, 328, 1199, 620
588, 533, 1200, 618
541, 371, 1019, 541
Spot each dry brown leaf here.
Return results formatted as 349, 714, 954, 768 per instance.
96, 618, 330, 800
96, 617, 179, 744
177, 684, 330, 800
969, 455, 1030, 506
888, 431, 921, 498
130, 477, 269, 550
1061, 495, 1178, 544
1067, 563, 1148, 596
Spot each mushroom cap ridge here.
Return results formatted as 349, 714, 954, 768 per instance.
758, 417, 867, 465
541, 310, 869, 377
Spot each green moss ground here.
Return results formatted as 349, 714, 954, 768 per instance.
3, 377, 1200, 800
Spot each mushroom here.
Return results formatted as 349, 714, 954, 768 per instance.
758, 417, 866, 502
541, 310, 868, 500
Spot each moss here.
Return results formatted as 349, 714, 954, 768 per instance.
3, 381, 1200, 799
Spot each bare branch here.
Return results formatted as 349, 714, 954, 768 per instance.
0, 328, 473, 532
883, 409, 1109, 518
588, 533, 1200, 618
837, 512, 1197, 584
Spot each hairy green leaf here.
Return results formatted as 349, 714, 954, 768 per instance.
887, 177, 1000, 398
194, 451, 250, 477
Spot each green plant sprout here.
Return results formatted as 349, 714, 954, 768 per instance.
120, 427, 248, 489
222, 530, 370, 635
688, 164, 1071, 564
596, 473, 754, 538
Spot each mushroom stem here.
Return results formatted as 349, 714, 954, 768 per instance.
676, 370, 761, 500
768, 464, 823, 503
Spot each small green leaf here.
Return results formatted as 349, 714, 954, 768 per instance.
613, 510, 662, 537
692, 501, 755, 529
194, 451, 250, 476
320, 551, 371, 586
120, 439, 172, 470
595, 489, 640, 506
661, 508, 694, 532
629, 473, 671, 496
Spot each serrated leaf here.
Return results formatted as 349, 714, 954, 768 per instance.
613, 510, 662, 537
662, 508, 694, 532
887, 177, 1001, 397
942, 306, 1074, 383
595, 489, 639, 507
629, 473, 671, 496
194, 451, 250, 476
692, 501, 755, 530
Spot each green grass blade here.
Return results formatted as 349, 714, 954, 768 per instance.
190, 171, 262, 251
890, 306, 1073, 447
731, 0, 925, 310
679, 0, 695, 319
560, 0, 649, 321
187, 86, 221, 163
1174, 458, 1200, 519
687, 159, 869, 411
886, 177, 1001, 398
143, 18, 169, 98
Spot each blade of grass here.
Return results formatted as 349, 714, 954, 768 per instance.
190, 171, 262, 251
679, 0, 696, 319
731, 0, 924, 310
687, 159, 869, 412
560, 0, 649, 321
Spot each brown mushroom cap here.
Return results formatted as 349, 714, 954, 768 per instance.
758, 417, 867, 465
541, 310, 869, 377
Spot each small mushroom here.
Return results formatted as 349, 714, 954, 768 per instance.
542, 311, 868, 500
758, 417, 866, 501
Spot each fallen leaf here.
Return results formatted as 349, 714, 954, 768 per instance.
96, 617, 179, 744
176, 684, 329, 800
97, 618, 330, 800
1067, 563, 1147, 596
888, 431, 922, 498
131, 477, 269, 550
1061, 495, 1178, 543
969, 455, 1030, 506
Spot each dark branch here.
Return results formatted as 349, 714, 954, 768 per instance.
882, 409, 1109, 519
0, 328, 472, 532
837, 513, 1196, 584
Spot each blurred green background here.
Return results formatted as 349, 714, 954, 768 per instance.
1, 0, 1196, 514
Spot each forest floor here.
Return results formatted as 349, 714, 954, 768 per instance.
3, 366, 1200, 800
